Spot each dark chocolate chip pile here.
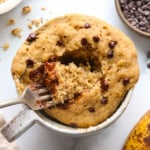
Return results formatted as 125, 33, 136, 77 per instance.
147, 51, 150, 68
119, 0, 150, 33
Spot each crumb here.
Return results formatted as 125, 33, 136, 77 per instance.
22, 6, 32, 14
7, 19, 15, 25
32, 18, 42, 27
28, 22, 33, 29
41, 7, 46, 11
28, 18, 44, 29
2, 43, 9, 50
11, 28, 22, 38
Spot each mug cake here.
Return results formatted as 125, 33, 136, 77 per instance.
11, 14, 139, 128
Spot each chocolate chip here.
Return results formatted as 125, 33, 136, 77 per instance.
100, 96, 108, 105
107, 49, 114, 58
137, 1, 142, 7
74, 93, 81, 100
122, 78, 130, 86
26, 33, 36, 42
37, 64, 45, 73
56, 39, 64, 46
88, 107, 95, 112
93, 36, 100, 43
81, 38, 88, 46
130, 18, 138, 26
84, 23, 91, 29
56, 103, 68, 110
44, 62, 59, 94
120, 0, 125, 5
119, 0, 150, 33
143, 10, 150, 16
26, 59, 34, 68
100, 78, 109, 91
48, 55, 58, 62
108, 41, 117, 49
29, 70, 42, 81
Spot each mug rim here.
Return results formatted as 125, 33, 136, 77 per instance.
1, 88, 134, 142
35, 88, 133, 136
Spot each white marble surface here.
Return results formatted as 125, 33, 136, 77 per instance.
0, 0, 150, 149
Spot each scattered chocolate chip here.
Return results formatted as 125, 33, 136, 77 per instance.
100, 78, 109, 92
122, 78, 130, 86
74, 93, 81, 100
108, 41, 117, 49
100, 96, 108, 105
88, 107, 95, 112
26, 33, 36, 42
147, 51, 150, 58
147, 62, 150, 69
26, 59, 34, 68
107, 49, 114, 58
81, 38, 88, 46
70, 123, 77, 128
84, 23, 91, 28
93, 36, 100, 43
22, 6, 32, 14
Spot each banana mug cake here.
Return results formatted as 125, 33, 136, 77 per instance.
11, 14, 139, 128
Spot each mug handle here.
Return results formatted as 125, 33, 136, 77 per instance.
1, 107, 38, 142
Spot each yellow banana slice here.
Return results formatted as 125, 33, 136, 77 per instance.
123, 110, 150, 150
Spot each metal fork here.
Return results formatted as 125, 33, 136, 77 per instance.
0, 84, 55, 110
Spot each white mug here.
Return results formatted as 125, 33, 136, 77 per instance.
1, 89, 133, 142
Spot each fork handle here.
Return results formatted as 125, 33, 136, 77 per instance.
0, 98, 22, 108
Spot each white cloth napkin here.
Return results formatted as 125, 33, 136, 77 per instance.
0, 111, 19, 150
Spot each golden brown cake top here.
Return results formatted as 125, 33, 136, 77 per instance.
11, 14, 139, 128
